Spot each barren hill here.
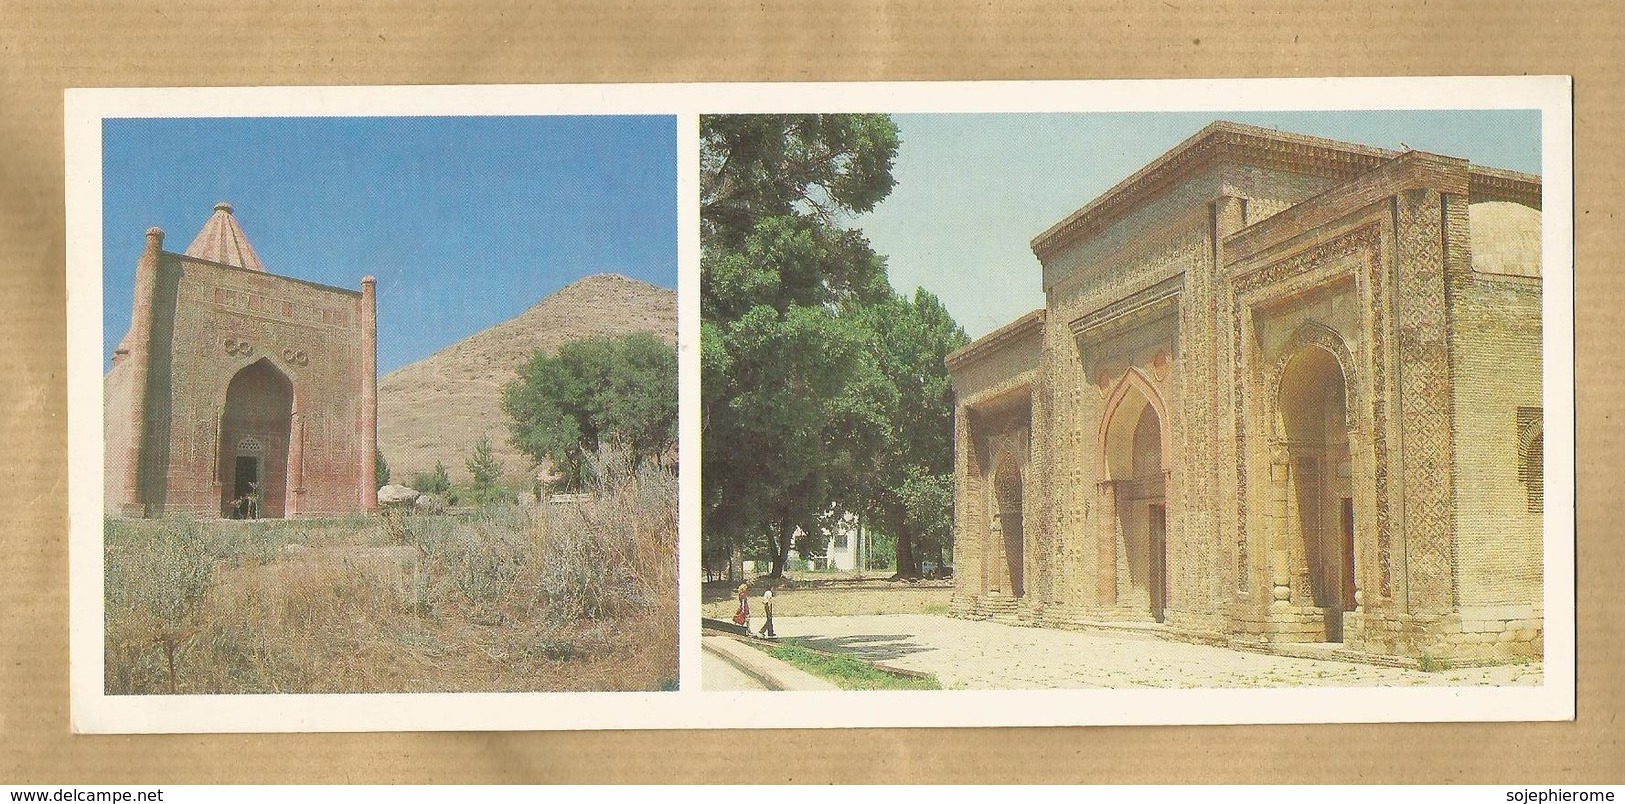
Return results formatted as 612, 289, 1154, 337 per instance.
378, 273, 676, 486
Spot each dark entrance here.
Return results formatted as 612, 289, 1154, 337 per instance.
232, 456, 260, 518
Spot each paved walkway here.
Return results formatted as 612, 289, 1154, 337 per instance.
701, 643, 771, 690
700, 635, 839, 691
775, 615, 1543, 689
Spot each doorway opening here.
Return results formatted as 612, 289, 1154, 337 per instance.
1278, 345, 1353, 642
232, 454, 261, 518
992, 465, 1025, 598
1102, 375, 1168, 621
219, 358, 293, 518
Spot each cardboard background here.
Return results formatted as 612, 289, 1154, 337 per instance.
2, 0, 1619, 783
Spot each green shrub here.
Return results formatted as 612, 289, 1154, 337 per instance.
412, 462, 458, 505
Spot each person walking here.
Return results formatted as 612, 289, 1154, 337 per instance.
760, 589, 776, 638
732, 583, 750, 633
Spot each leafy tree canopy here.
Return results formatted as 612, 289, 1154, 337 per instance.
841, 289, 968, 576
701, 114, 899, 248
701, 114, 907, 577
503, 332, 677, 491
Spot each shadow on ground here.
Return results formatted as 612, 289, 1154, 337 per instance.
790, 632, 933, 662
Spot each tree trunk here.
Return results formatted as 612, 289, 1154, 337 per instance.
894, 515, 919, 579
854, 514, 864, 578
770, 521, 795, 578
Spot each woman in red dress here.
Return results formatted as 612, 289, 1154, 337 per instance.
731, 583, 750, 631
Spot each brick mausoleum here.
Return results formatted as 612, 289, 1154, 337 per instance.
105, 203, 379, 519
946, 122, 1544, 664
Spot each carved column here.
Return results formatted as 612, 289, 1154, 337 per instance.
1269, 443, 1292, 609
1206, 194, 1248, 610
1393, 182, 1459, 614
287, 403, 305, 516
952, 402, 984, 600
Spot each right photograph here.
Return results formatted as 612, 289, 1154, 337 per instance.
699, 111, 1546, 691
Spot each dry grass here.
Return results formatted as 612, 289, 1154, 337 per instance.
105, 459, 676, 695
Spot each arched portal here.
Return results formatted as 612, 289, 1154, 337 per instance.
992, 463, 1025, 598
219, 358, 293, 518
1101, 374, 1168, 621
1277, 346, 1354, 641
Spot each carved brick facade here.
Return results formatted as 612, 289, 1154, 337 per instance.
947, 122, 1544, 664
105, 203, 378, 518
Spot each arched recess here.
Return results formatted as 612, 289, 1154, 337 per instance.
990, 459, 1025, 598
1269, 322, 1358, 437
1096, 368, 1171, 479
1274, 333, 1356, 642
219, 358, 294, 518
1098, 369, 1170, 621
1516, 411, 1544, 513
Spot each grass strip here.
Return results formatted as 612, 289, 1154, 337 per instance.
759, 640, 940, 691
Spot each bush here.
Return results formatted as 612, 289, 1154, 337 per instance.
533, 448, 677, 621
412, 462, 458, 505
459, 436, 518, 507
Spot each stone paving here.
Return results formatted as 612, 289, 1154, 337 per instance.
776, 614, 1544, 689
701, 642, 770, 691
699, 635, 838, 691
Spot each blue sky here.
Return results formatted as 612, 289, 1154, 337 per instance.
856, 110, 1543, 338
103, 115, 677, 374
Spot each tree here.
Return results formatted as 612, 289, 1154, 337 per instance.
503, 332, 677, 491
463, 435, 511, 505
701, 114, 901, 578
412, 461, 456, 505
374, 449, 391, 490
843, 289, 968, 578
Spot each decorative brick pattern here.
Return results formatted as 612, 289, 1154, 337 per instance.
1394, 189, 1457, 613
105, 207, 376, 519
947, 124, 1544, 663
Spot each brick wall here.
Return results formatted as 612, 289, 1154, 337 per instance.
124, 253, 370, 517
1450, 271, 1543, 609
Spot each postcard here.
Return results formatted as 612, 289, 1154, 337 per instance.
66, 77, 1573, 732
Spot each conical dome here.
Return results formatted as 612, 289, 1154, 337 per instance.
184, 202, 267, 272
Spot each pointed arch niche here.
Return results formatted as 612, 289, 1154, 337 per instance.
989, 456, 1026, 598
1269, 323, 1359, 642
218, 358, 294, 518
1096, 369, 1170, 621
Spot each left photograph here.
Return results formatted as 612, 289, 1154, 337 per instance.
98, 115, 678, 694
